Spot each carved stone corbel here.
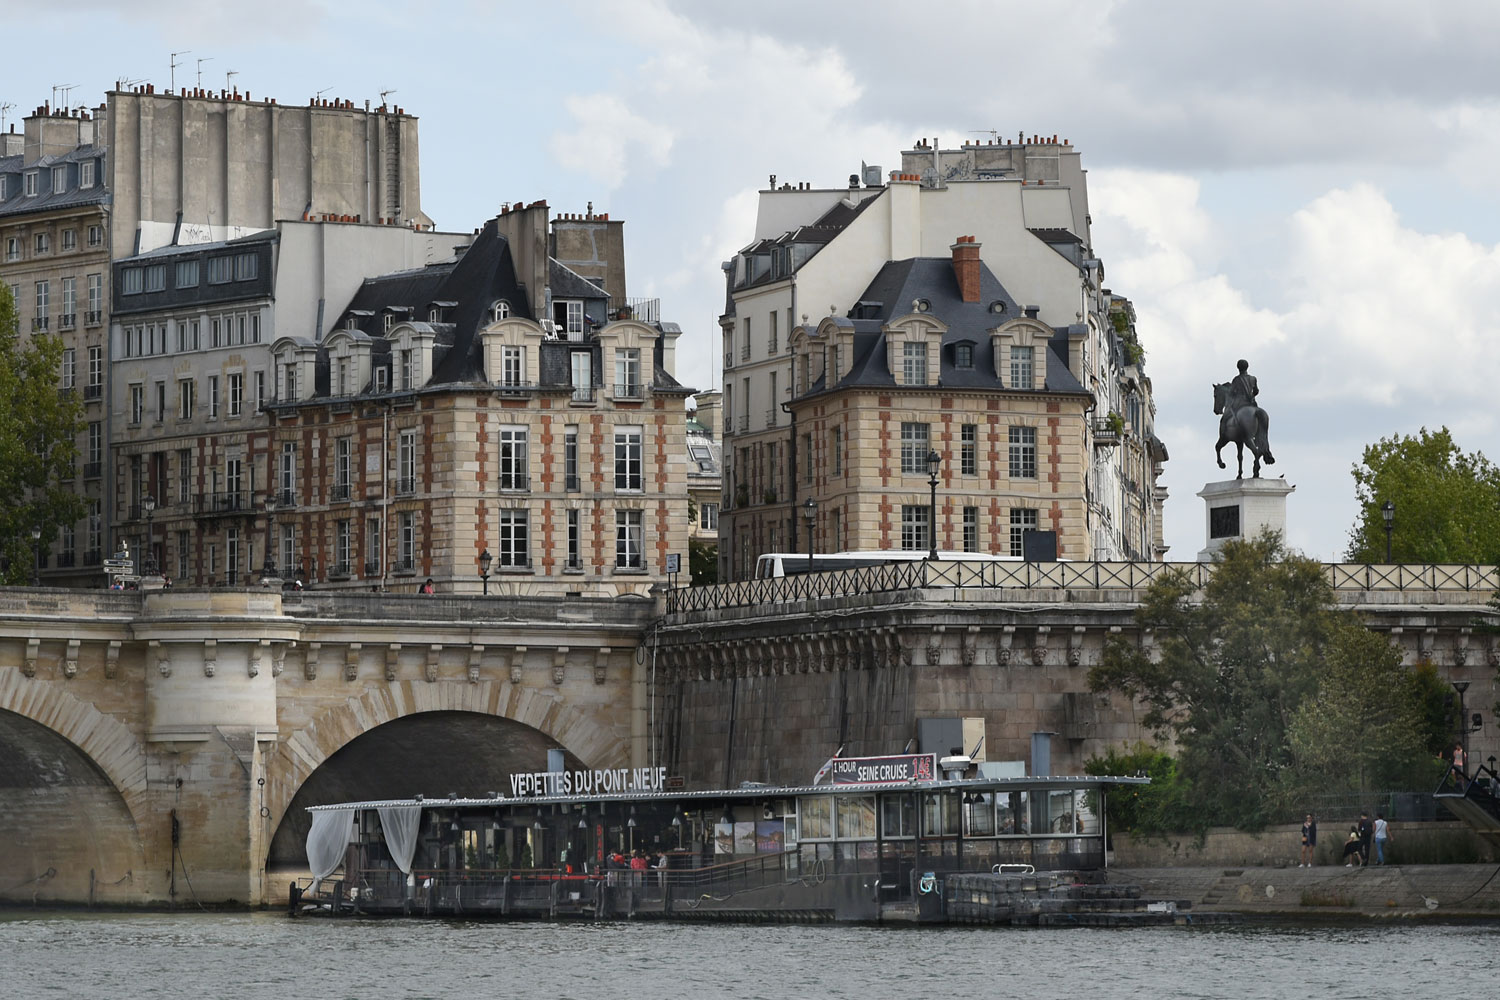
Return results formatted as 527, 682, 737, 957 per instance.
249, 639, 269, 678
594, 647, 611, 685
344, 643, 362, 682
386, 644, 402, 682
552, 646, 568, 685
305, 642, 321, 681
23, 638, 40, 678
104, 640, 121, 680
1453, 629, 1470, 667
202, 639, 217, 678
1031, 626, 1050, 666
151, 639, 170, 678
995, 626, 1014, 666
926, 627, 944, 666
961, 626, 980, 667
1488, 637, 1500, 668
429, 644, 445, 683
64, 638, 81, 679
1419, 628, 1436, 661
1069, 627, 1086, 667
272, 642, 289, 678
469, 644, 484, 684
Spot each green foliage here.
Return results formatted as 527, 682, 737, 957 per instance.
0, 284, 86, 582
689, 538, 718, 586
1084, 742, 1198, 836
517, 841, 533, 870
1346, 427, 1500, 563
492, 838, 510, 870
1105, 411, 1126, 437
1089, 532, 1340, 829
1405, 660, 1459, 757
1124, 340, 1145, 366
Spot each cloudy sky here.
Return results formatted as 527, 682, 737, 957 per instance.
11, 0, 1498, 560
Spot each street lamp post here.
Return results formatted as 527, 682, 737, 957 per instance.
30, 524, 42, 586
478, 548, 493, 596
925, 448, 942, 561
262, 493, 278, 581
801, 496, 817, 573
141, 494, 157, 575
1381, 500, 1394, 562
1452, 680, 1483, 760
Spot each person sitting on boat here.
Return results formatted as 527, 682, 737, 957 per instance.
1341, 829, 1364, 867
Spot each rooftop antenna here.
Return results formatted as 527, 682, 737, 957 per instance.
316, 86, 335, 102
967, 129, 1002, 142
117, 77, 147, 93
196, 57, 212, 88
170, 51, 190, 92
226, 70, 238, 93
379, 87, 397, 107
52, 84, 78, 110
0, 103, 13, 131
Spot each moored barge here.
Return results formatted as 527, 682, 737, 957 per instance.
295, 752, 1171, 923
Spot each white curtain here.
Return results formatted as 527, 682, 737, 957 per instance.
306, 808, 356, 892
377, 806, 424, 875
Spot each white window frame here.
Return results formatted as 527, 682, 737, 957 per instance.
1010, 345, 1034, 389
497, 426, 528, 491
397, 429, 418, 494
1008, 425, 1037, 480
900, 422, 929, 474
615, 509, 643, 569
900, 504, 931, 552
614, 426, 643, 491
902, 341, 927, 384
496, 509, 530, 568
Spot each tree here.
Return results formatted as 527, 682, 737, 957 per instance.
1088, 532, 1339, 828
689, 538, 718, 586
1084, 742, 1197, 836
0, 284, 85, 583
1347, 427, 1500, 563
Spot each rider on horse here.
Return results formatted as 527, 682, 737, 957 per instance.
1222, 359, 1258, 432
1214, 359, 1274, 479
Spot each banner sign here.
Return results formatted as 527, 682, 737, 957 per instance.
830, 753, 937, 786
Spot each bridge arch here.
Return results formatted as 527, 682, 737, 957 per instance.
264, 679, 631, 868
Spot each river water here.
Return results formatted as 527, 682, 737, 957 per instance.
1, 910, 1496, 999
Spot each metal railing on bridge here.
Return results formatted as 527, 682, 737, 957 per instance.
665, 560, 1500, 616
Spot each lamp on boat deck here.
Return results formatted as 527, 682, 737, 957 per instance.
671, 813, 682, 849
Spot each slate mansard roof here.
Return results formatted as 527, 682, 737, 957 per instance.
802, 256, 1088, 398
0, 146, 110, 218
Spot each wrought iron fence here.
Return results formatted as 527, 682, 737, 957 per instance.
665, 560, 1500, 616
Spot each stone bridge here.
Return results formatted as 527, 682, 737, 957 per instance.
0, 588, 652, 907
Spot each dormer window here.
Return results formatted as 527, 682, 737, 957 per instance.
51, 165, 67, 193
383, 313, 395, 333
955, 343, 974, 369
346, 316, 358, 330
490, 300, 510, 322
553, 299, 584, 337
428, 307, 441, 323
80, 161, 95, 189
902, 342, 928, 385
24, 171, 38, 197
375, 366, 389, 393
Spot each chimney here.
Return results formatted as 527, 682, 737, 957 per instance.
692, 390, 722, 438
951, 235, 981, 304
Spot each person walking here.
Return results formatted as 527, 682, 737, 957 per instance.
1356, 811, 1373, 865
1452, 742, 1468, 790
1373, 813, 1392, 865
1299, 814, 1317, 867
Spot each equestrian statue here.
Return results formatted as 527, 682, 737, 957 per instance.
1213, 359, 1274, 478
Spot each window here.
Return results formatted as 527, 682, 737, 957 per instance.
236, 313, 246, 345
121, 268, 143, 295
225, 456, 243, 506
1010, 346, 1034, 389
228, 373, 243, 416
177, 530, 190, 581
804, 433, 813, 483
3, 237, 18, 261
900, 422, 929, 474
51, 165, 66, 192
210, 316, 223, 348
963, 507, 979, 552
768, 310, 778, 355
88, 346, 102, 388
397, 429, 417, 494
80, 161, 95, 189
490, 301, 510, 322
400, 349, 414, 389
177, 449, 191, 504
564, 426, 579, 491
614, 426, 643, 490
333, 437, 351, 500
615, 510, 643, 569
1009, 508, 1038, 557
250, 313, 260, 343
61, 348, 75, 388
233, 253, 257, 281
566, 300, 583, 335
207, 544, 217, 580
398, 512, 415, 570
900, 504, 931, 552
699, 502, 719, 531
902, 341, 927, 384
614, 348, 641, 397
570, 350, 592, 402
286, 524, 301, 576
129, 385, 144, 425
208, 257, 233, 284
62, 229, 76, 251
254, 370, 265, 411
87, 501, 101, 560
362, 519, 378, 575
497, 427, 528, 490
335, 521, 352, 575
566, 509, 581, 569
383, 312, 395, 333
207, 375, 220, 418
741, 318, 751, 361
955, 343, 973, 369
35, 232, 51, 255
155, 381, 167, 422
279, 361, 297, 401
501, 345, 524, 387
24, 171, 39, 197
176, 260, 199, 288
34, 280, 49, 326
496, 509, 530, 567
176, 378, 195, 418
961, 424, 978, 476
335, 357, 350, 397
88, 225, 102, 247
279, 442, 296, 504
144, 264, 166, 292
832, 427, 843, 476
374, 366, 388, 393
1008, 426, 1037, 479
87, 274, 102, 319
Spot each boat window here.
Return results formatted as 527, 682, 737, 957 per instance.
963, 791, 996, 837
836, 796, 876, 840
799, 795, 832, 840
1044, 789, 1080, 834
880, 793, 917, 839
921, 791, 960, 837
996, 791, 1029, 835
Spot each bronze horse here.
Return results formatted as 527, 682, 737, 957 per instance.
1213, 381, 1274, 478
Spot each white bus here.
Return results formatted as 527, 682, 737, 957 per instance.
753, 550, 1025, 580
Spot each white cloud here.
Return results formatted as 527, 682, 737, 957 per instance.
548, 94, 675, 190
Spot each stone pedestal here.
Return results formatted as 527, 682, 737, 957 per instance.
1197, 477, 1295, 561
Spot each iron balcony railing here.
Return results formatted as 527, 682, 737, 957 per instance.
83, 461, 102, 478
83, 384, 102, 401
498, 472, 531, 491
276, 489, 298, 508
197, 491, 249, 515
85, 310, 103, 325
60, 313, 76, 330
565, 473, 581, 492
363, 560, 381, 577
665, 560, 1500, 616
613, 382, 643, 400
396, 477, 417, 496
571, 385, 595, 403
331, 482, 351, 502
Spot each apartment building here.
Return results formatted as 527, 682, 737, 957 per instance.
718, 139, 1167, 579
